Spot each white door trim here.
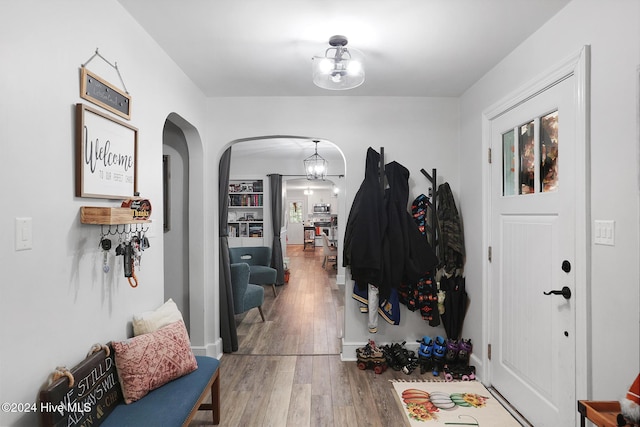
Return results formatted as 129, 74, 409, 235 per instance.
481, 46, 591, 417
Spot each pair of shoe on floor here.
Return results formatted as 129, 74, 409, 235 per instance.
417, 336, 472, 376
381, 341, 418, 375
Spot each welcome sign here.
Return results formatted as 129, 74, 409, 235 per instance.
76, 103, 138, 199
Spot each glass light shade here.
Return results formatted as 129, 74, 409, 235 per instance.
304, 154, 328, 180
303, 141, 328, 180
312, 46, 365, 90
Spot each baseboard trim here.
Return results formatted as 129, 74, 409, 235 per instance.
192, 338, 223, 359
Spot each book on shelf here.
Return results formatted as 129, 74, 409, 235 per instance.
249, 224, 263, 237
228, 180, 263, 194
228, 194, 263, 207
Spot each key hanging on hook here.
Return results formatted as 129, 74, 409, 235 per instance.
100, 235, 112, 273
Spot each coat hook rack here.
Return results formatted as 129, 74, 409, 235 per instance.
420, 167, 438, 258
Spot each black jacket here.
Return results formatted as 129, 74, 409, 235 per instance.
381, 161, 438, 299
343, 148, 386, 288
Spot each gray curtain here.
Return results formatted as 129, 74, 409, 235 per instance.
269, 174, 285, 285
219, 147, 238, 353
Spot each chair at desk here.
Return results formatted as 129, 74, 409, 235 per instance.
321, 232, 337, 270
303, 226, 315, 251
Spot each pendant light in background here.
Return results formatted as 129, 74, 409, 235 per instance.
303, 140, 328, 180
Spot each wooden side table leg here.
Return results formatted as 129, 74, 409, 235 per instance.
577, 401, 586, 427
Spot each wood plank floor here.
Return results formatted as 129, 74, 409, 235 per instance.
190, 245, 413, 427
235, 244, 342, 356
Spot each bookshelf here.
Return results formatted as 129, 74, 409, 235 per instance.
227, 179, 264, 246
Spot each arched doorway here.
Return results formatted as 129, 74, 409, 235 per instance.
220, 135, 347, 353
224, 136, 346, 280
161, 113, 209, 352
162, 120, 190, 330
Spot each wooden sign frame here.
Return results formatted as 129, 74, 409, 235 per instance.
80, 67, 131, 120
39, 345, 123, 427
76, 103, 138, 199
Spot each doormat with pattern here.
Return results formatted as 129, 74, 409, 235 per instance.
391, 380, 520, 426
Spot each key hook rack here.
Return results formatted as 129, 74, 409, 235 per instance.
100, 223, 149, 237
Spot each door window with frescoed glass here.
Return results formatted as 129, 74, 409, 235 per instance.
502, 110, 558, 196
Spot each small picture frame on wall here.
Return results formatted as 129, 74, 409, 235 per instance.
76, 103, 138, 199
80, 67, 132, 120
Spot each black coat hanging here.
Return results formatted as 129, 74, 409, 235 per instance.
343, 147, 386, 289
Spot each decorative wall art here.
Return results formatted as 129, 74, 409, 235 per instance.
79, 47, 132, 120
80, 67, 132, 120
76, 103, 138, 199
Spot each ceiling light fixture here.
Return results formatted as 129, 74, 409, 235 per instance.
303, 187, 313, 196
312, 35, 365, 90
303, 140, 328, 180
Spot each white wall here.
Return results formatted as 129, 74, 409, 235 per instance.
459, 0, 640, 400
207, 96, 461, 355
0, 2, 210, 425
5, 1, 636, 425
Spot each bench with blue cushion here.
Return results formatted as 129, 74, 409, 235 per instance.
40, 346, 220, 427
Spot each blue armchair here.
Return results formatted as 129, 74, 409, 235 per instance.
228, 246, 278, 297
230, 263, 265, 321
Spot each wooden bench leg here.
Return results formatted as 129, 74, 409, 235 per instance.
196, 369, 220, 425
211, 370, 220, 425
258, 306, 265, 322
272, 284, 277, 297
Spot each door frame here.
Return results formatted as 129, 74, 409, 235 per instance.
481, 46, 591, 410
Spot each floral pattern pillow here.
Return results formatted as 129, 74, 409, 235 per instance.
113, 320, 198, 403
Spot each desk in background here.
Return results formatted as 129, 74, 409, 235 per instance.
303, 226, 315, 251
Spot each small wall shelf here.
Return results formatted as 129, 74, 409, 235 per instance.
80, 206, 151, 225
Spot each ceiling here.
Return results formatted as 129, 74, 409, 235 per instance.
117, 0, 570, 97
120, 1, 570, 178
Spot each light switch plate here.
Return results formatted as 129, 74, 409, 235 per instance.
15, 217, 32, 251
594, 220, 615, 246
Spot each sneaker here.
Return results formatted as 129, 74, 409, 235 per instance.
431, 336, 447, 376
382, 342, 417, 374
458, 339, 472, 366
417, 336, 433, 358
417, 336, 434, 374
445, 339, 459, 364
356, 340, 387, 374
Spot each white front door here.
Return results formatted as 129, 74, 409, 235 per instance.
287, 199, 304, 244
487, 50, 589, 426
